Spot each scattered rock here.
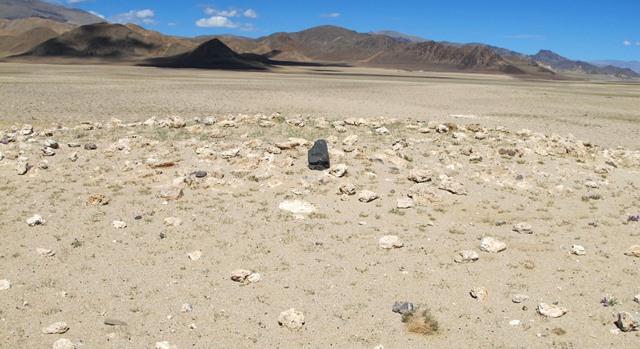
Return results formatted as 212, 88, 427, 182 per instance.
509, 320, 521, 326
247, 273, 262, 283
513, 222, 533, 234
0, 279, 10, 290
187, 251, 202, 261
407, 169, 432, 183
27, 214, 46, 226
479, 237, 507, 253
379, 235, 403, 249
181, 303, 193, 313
339, 183, 356, 195
624, 245, 640, 257
359, 190, 379, 203
68, 152, 78, 162
436, 124, 449, 133
439, 177, 467, 195
155, 341, 178, 349
159, 188, 183, 200
41, 147, 56, 156
392, 301, 414, 315
454, 250, 479, 263
112, 220, 127, 229
230, 269, 252, 282
17, 162, 28, 175
36, 248, 55, 257
375, 126, 389, 135
634, 295, 640, 304
279, 200, 317, 214
52, 338, 75, 349
193, 170, 207, 178
86, 193, 109, 206
147, 158, 176, 168
512, 294, 529, 303
42, 321, 69, 334
103, 318, 127, 326
278, 308, 305, 329
329, 164, 348, 177
407, 183, 442, 204
164, 217, 182, 227
615, 312, 640, 332
475, 132, 487, 140
84, 143, 97, 150
470, 287, 488, 300
396, 198, 414, 209
570, 245, 586, 255
537, 303, 567, 318
308, 139, 331, 170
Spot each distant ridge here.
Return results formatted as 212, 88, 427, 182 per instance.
370, 30, 427, 44
0, 0, 103, 25
590, 60, 640, 74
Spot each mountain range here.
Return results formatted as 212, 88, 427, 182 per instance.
0, 0, 637, 79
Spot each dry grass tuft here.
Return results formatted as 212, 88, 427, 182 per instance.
402, 308, 439, 336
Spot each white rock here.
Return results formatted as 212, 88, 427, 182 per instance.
26, 214, 46, 226
584, 180, 599, 189
475, 132, 486, 140
342, 134, 358, 146
42, 321, 69, 334
52, 338, 75, 349
279, 200, 317, 214
479, 237, 507, 253
452, 132, 468, 140
513, 222, 533, 234
470, 287, 488, 300
379, 235, 403, 249
187, 251, 202, 261
375, 127, 389, 135
512, 294, 529, 303
570, 244, 586, 255
247, 273, 262, 283
624, 245, 640, 257
278, 308, 305, 329
181, 303, 193, 313
164, 217, 182, 227
37, 248, 55, 257
439, 177, 467, 195
0, 279, 10, 290
537, 303, 567, 318
509, 320, 521, 326
358, 190, 379, 203
407, 169, 432, 183
396, 198, 414, 209
339, 183, 356, 195
155, 341, 178, 349
230, 269, 252, 282
112, 220, 127, 229
615, 312, 640, 332
454, 250, 479, 263
634, 295, 640, 304
436, 124, 449, 133
329, 164, 348, 177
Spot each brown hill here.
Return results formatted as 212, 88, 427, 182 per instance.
0, 0, 103, 25
0, 26, 59, 56
141, 38, 269, 70
0, 17, 75, 36
219, 25, 528, 74
12, 22, 193, 60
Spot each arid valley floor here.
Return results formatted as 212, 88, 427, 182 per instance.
1, 63, 640, 348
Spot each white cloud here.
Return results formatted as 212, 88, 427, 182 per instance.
196, 16, 238, 28
110, 9, 156, 26
320, 13, 341, 18
67, 0, 87, 4
204, 8, 239, 17
243, 9, 258, 18
623, 40, 631, 46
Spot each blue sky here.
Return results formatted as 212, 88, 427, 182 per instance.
46, 0, 639, 61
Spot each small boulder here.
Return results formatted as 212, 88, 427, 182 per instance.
624, 245, 640, 257
407, 169, 432, 183
513, 222, 533, 234
358, 190, 379, 203
615, 312, 640, 332
26, 214, 46, 226
278, 308, 305, 329
379, 235, 403, 249
470, 287, 488, 300
570, 245, 586, 256
42, 321, 69, 334
329, 164, 348, 177
537, 303, 567, 318
454, 250, 479, 263
512, 294, 529, 303
479, 237, 507, 253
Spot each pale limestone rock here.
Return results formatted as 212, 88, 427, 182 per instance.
439, 177, 467, 195
279, 200, 316, 214
52, 338, 75, 349
230, 269, 252, 282
187, 251, 203, 261
278, 308, 305, 329
513, 222, 533, 234
537, 303, 567, 318
470, 287, 488, 300
454, 250, 479, 263
512, 294, 529, 303
479, 237, 507, 253
26, 214, 45, 226
164, 217, 182, 227
42, 322, 69, 334
329, 164, 348, 177
396, 198, 414, 209
407, 169, 432, 183
358, 190, 379, 203
379, 235, 403, 249
570, 245, 586, 255
112, 220, 127, 229
36, 248, 55, 257
615, 312, 640, 332
0, 279, 10, 290
624, 245, 640, 257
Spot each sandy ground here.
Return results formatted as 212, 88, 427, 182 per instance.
1, 63, 640, 348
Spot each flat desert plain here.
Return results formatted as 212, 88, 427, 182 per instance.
1, 63, 640, 349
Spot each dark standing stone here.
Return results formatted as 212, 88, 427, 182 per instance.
308, 139, 330, 170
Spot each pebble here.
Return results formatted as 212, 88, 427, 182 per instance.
407, 169, 432, 183
339, 183, 356, 195
375, 126, 389, 135
278, 308, 305, 329
475, 132, 486, 140
164, 217, 182, 227
512, 294, 529, 303
479, 237, 507, 253
159, 188, 184, 200
0, 279, 10, 290
230, 269, 252, 282
17, 162, 28, 175
26, 214, 46, 226
41, 147, 56, 156
103, 318, 127, 326
379, 235, 403, 249
470, 287, 488, 300
279, 200, 317, 214
84, 143, 97, 150
194, 170, 207, 178
358, 190, 379, 203
634, 295, 640, 304
615, 312, 640, 332
396, 198, 414, 209
42, 321, 69, 334
439, 177, 467, 195
155, 341, 178, 349
584, 180, 599, 188
112, 220, 127, 229
44, 139, 59, 149
570, 245, 586, 255
513, 222, 533, 234
537, 303, 567, 318
392, 301, 414, 315
52, 338, 75, 349
68, 152, 78, 162
453, 250, 479, 263
509, 320, 521, 326
181, 303, 193, 313
187, 251, 202, 261
624, 245, 640, 257
436, 124, 449, 133
247, 273, 262, 283
329, 164, 348, 177
37, 248, 55, 257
